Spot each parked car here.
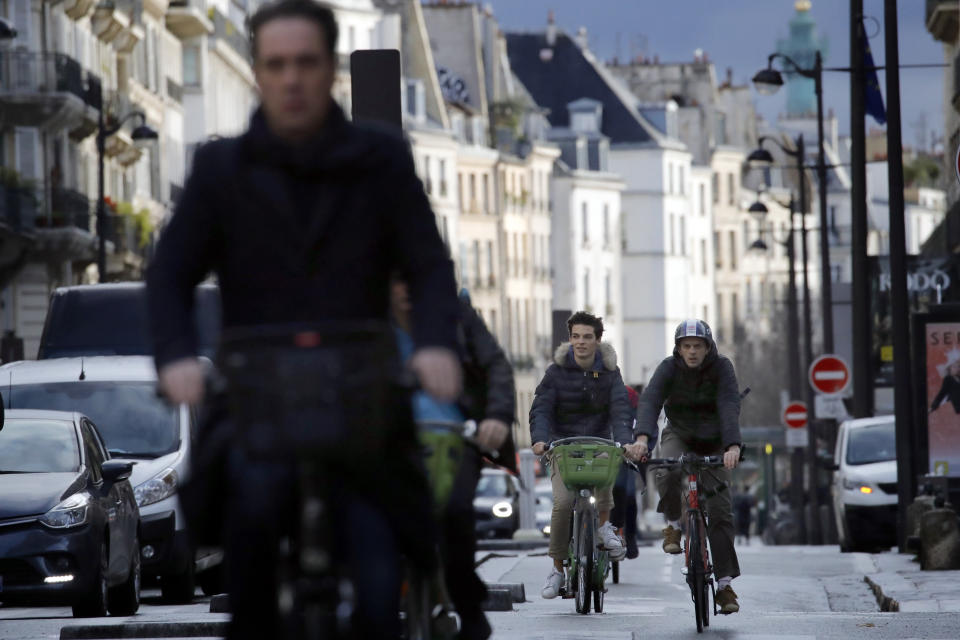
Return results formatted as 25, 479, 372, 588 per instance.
474, 468, 520, 538
0, 410, 140, 617
0, 356, 220, 603
37, 282, 220, 360
535, 479, 552, 537
831, 416, 898, 552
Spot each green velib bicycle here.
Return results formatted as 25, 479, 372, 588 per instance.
549, 436, 625, 615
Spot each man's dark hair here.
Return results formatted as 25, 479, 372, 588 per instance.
248, 0, 339, 60
567, 311, 603, 341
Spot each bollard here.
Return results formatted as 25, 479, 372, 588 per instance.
513, 449, 542, 541
919, 508, 960, 570
210, 593, 231, 613
481, 588, 514, 611
487, 582, 526, 602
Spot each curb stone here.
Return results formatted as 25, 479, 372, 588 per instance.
60, 621, 229, 639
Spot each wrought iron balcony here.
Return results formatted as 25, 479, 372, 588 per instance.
927, 0, 959, 43
0, 183, 38, 232
39, 187, 93, 232
0, 52, 90, 130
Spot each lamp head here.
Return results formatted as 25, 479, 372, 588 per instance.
752, 67, 784, 96
0, 17, 17, 40
749, 238, 769, 253
748, 201, 769, 216
747, 147, 775, 168
131, 124, 159, 149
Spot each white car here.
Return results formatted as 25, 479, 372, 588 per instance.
535, 479, 553, 537
831, 416, 898, 552
0, 356, 221, 602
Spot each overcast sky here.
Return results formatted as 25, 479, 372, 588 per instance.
483, 0, 944, 152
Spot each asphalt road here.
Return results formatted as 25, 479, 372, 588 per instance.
2, 543, 959, 639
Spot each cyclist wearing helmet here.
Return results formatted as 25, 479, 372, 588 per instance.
633, 319, 743, 614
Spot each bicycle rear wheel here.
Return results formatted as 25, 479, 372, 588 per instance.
593, 553, 605, 613
575, 512, 593, 614
612, 560, 619, 584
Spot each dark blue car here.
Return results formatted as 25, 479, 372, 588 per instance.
0, 410, 141, 617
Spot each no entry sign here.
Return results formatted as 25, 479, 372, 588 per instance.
782, 402, 808, 429
809, 355, 851, 395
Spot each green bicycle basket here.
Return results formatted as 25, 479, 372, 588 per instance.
418, 429, 466, 512
553, 444, 624, 490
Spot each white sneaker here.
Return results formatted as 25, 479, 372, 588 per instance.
541, 568, 563, 599
600, 522, 626, 559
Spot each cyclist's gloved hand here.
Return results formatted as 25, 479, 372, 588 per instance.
532, 442, 548, 456
410, 347, 462, 402
477, 419, 509, 450
723, 445, 741, 470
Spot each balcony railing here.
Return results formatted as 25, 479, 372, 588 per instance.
0, 52, 86, 101
0, 184, 38, 232
39, 187, 92, 231
212, 9, 250, 62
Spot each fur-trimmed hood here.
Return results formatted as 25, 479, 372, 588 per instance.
554, 342, 618, 371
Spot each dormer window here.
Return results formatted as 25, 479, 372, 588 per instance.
567, 98, 603, 134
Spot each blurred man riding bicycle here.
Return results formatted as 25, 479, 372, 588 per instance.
529, 312, 644, 600
634, 319, 744, 614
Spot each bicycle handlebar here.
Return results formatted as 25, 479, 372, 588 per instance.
547, 436, 621, 450
416, 420, 499, 459
645, 453, 729, 469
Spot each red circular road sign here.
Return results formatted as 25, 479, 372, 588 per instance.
809, 355, 851, 395
782, 402, 808, 429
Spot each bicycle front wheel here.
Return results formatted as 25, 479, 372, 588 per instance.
687, 512, 704, 633
575, 512, 593, 614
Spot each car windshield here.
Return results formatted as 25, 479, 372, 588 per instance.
476, 474, 510, 498
10, 382, 179, 458
0, 419, 79, 473
846, 421, 896, 466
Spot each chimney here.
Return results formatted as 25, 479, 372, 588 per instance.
576, 26, 588, 50
546, 10, 557, 46
726, 67, 733, 85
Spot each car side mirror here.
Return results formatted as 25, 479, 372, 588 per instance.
101, 460, 133, 483
822, 461, 840, 472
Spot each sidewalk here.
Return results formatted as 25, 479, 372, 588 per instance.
864, 550, 960, 612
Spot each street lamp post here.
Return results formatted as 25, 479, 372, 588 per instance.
748, 134, 820, 544
748, 192, 806, 544
95, 86, 158, 282
753, 52, 834, 357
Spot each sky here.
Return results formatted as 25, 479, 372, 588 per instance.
483, 0, 945, 152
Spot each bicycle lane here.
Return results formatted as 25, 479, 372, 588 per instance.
483, 543, 960, 639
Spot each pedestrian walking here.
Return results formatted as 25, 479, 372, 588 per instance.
734, 485, 753, 546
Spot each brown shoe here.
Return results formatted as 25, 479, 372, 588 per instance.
661, 525, 681, 554
715, 585, 740, 614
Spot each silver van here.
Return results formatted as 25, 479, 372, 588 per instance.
0, 356, 221, 602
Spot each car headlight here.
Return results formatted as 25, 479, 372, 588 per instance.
135, 468, 178, 507
842, 478, 873, 493
39, 493, 90, 529
492, 501, 513, 518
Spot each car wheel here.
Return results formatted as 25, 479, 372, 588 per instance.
108, 536, 141, 616
160, 559, 196, 604
73, 542, 109, 618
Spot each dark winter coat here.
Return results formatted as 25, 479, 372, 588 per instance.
146, 105, 459, 369
635, 338, 742, 454
455, 297, 517, 471
529, 342, 633, 446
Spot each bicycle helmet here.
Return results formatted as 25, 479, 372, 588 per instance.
674, 319, 712, 345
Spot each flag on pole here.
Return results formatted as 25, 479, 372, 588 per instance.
862, 23, 886, 125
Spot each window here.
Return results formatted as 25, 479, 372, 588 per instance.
584, 268, 591, 309
490, 309, 497, 337
699, 183, 706, 216
669, 214, 676, 255
727, 173, 735, 206
728, 230, 737, 269
701, 239, 707, 275
458, 173, 464, 209
522, 233, 529, 276
439, 159, 447, 197
679, 165, 685, 195
473, 240, 481, 285
423, 156, 432, 194
183, 45, 200, 86
581, 203, 589, 244
679, 215, 686, 256
743, 220, 750, 253
603, 204, 610, 247
469, 174, 477, 211
714, 232, 722, 269
482, 174, 489, 213
605, 270, 611, 312
348, 25, 356, 51
712, 172, 719, 204
487, 241, 495, 285
668, 164, 674, 194
746, 278, 753, 313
